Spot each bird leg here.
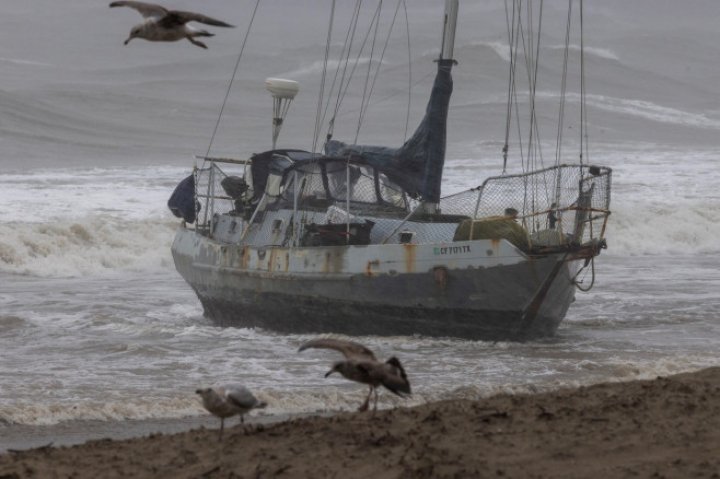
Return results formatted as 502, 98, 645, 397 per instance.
373, 387, 379, 412
358, 386, 373, 412
218, 418, 224, 441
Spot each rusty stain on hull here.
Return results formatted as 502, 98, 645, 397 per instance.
433, 266, 448, 291
366, 259, 380, 276
241, 246, 250, 270
403, 243, 416, 273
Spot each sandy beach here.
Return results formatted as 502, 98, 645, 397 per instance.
1, 367, 719, 478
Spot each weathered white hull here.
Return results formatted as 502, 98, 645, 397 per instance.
171, 227, 580, 340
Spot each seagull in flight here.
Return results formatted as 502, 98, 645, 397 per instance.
299, 338, 411, 412
109, 1, 234, 49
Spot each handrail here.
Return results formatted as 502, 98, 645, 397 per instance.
195, 155, 252, 165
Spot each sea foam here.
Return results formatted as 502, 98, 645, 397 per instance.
0, 217, 176, 277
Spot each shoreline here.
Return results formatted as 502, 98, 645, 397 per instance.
2, 367, 720, 478
0, 411, 322, 454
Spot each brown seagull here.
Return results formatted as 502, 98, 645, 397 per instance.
109, 1, 234, 49
299, 338, 411, 412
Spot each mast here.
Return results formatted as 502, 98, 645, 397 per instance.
324, 1, 458, 207
440, 0, 459, 61
417, 0, 458, 213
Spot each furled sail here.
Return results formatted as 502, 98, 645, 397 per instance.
325, 59, 454, 203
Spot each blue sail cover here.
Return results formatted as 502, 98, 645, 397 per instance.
325, 59, 454, 203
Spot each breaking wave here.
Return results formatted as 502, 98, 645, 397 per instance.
278, 57, 379, 79
548, 44, 620, 61
462, 42, 620, 63
0, 217, 177, 277
606, 201, 720, 256
532, 91, 720, 129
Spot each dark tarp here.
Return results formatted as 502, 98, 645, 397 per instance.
325, 59, 454, 203
167, 174, 197, 223
248, 149, 317, 201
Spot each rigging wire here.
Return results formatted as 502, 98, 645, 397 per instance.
502, 0, 518, 174
555, 0, 572, 168
334, 4, 386, 130
312, 0, 337, 154
357, 0, 406, 142
203, 0, 261, 162
318, 0, 413, 148
506, 0, 525, 172
322, 0, 363, 142
333, 3, 373, 131
328, 70, 432, 121
580, 0, 589, 166
355, 1, 384, 143
525, 0, 544, 175
528, 0, 544, 216
516, 1, 545, 174
402, 0, 411, 141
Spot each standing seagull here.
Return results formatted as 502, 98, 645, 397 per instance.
109, 1, 234, 49
195, 384, 267, 440
299, 338, 411, 412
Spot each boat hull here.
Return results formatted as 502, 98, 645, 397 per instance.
171, 228, 579, 341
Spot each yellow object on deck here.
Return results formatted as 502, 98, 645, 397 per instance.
453, 217, 530, 251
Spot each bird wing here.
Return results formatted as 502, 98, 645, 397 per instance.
298, 338, 377, 361
160, 10, 234, 28
374, 358, 411, 396
109, 1, 168, 19
223, 385, 260, 409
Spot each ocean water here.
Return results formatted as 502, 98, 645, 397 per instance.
1, 0, 720, 431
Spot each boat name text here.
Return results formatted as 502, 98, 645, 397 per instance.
433, 245, 471, 255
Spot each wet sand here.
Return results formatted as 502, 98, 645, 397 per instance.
1, 367, 719, 478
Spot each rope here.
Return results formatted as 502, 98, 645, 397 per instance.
203, 0, 261, 162
573, 256, 596, 292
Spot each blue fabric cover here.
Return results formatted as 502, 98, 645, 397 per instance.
325, 59, 454, 202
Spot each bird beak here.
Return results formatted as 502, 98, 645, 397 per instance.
195, 389, 202, 394
324, 369, 335, 378
124, 37, 132, 45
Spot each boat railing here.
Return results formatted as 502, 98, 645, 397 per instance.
193, 158, 249, 233
439, 164, 612, 251
190, 160, 611, 252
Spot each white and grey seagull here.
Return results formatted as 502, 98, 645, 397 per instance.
109, 1, 234, 49
196, 384, 267, 440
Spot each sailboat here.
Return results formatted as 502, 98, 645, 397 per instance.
169, 0, 611, 341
